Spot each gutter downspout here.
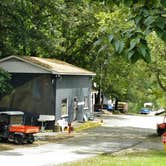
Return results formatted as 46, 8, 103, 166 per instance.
51, 75, 56, 131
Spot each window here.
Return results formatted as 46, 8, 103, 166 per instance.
84, 96, 88, 109
61, 98, 68, 117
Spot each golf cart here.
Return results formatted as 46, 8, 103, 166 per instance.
0, 111, 39, 144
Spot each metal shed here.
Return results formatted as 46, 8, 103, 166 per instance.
0, 56, 95, 126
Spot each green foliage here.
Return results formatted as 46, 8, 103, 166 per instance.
123, 29, 151, 63
146, 32, 166, 108
0, 69, 12, 96
64, 150, 166, 166
0, 0, 65, 57
94, 0, 166, 62
0, 0, 166, 110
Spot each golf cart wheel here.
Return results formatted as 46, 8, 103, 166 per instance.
27, 135, 34, 144
14, 135, 23, 144
0, 137, 7, 143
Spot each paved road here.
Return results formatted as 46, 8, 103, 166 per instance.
0, 114, 164, 166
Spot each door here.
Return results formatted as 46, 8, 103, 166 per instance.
73, 97, 78, 121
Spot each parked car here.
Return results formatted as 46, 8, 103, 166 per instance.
139, 102, 153, 114
139, 108, 151, 114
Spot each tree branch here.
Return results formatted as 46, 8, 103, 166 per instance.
156, 70, 166, 92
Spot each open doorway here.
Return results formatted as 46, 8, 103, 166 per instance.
73, 97, 78, 121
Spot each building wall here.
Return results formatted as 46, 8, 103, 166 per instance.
55, 75, 92, 122
0, 74, 54, 118
0, 73, 93, 124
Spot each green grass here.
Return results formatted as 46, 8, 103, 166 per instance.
63, 150, 166, 166
74, 121, 101, 132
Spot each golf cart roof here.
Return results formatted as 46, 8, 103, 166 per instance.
0, 111, 24, 116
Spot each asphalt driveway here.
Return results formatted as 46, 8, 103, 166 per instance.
0, 114, 164, 166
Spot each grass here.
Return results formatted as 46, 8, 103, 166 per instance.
74, 121, 101, 132
63, 150, 166, 166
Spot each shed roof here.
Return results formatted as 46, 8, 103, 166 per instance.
0, 56, 95, 76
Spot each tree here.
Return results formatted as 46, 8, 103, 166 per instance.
0, 0, 65, 57
94, 0, 166, 62
0, 69, 12, 97
146, 32, 166, 108
54, 1, 99, 69
0, 0, 166, 110
147, 32, 166, 91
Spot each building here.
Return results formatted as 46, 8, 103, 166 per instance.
0, 56, 95, 126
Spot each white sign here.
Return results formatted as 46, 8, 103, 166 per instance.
78, 101, 84, 106
38, 115, 55, 122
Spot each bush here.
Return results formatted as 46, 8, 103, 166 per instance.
0, 69, 12, 96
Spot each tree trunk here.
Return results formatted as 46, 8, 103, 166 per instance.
156, 70, 166, 92
114, 97, 118, 111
